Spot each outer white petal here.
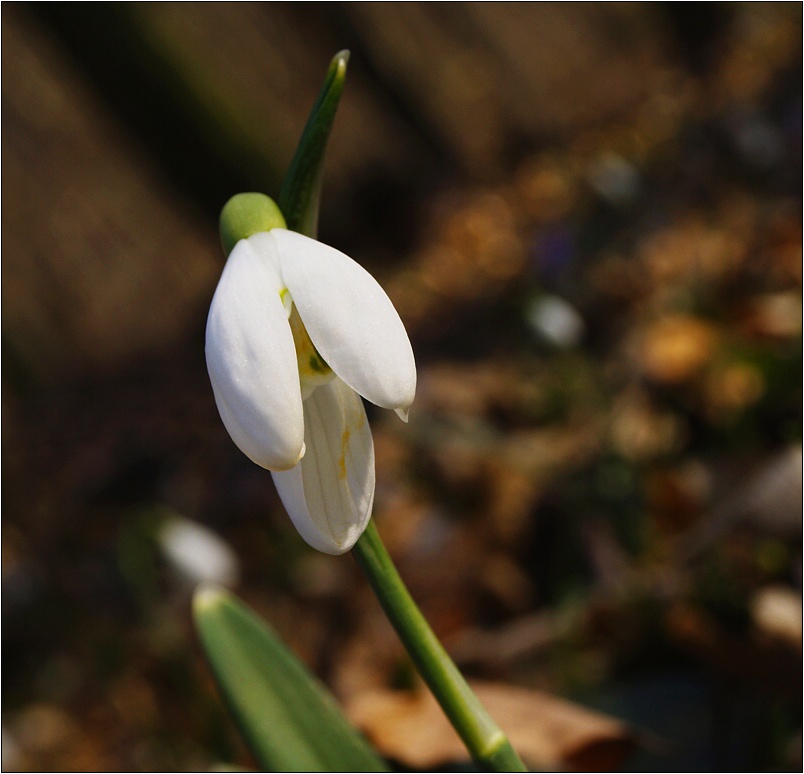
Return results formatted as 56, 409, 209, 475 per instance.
205, 235, 304, 471
273, 229, 416, 415
271, 378, 375, 554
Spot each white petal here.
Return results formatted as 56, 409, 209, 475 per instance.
205, 235, 304, 470
273, 229, 416, 414
271, 378, 375, 554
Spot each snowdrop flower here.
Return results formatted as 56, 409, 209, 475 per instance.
206, 202, 415, 555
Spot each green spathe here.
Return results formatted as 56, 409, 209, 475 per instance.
279, 50, 350, 238
219, 193, 286, 256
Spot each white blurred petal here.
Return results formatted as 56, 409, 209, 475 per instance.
205, 235, 304, 470
587, 152, 640, 206
159, 516, 240, 588
272, 378, 375, 554
273, 229, 416, 415
526, 294, 585, 348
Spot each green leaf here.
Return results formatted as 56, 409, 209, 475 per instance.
193, 586, 388, 772
278, 50, 349, 238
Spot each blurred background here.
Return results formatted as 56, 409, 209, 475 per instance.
2, 3, 801, 771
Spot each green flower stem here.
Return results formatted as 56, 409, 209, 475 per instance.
352, 520, 527, 772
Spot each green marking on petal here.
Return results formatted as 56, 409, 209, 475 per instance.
279, 287, 292, 316
308, 354, 327, 373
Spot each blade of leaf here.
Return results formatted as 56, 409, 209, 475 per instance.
193, 586, 388, 772
278, 50, 349, 238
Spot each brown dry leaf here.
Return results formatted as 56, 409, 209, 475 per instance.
740, 292, 803, 339
10, 703, 79, 755
346, 680, 635, 771
637, 315, 719, 384
515, 154, 578, 221
640, 220, 745, 285
702, 361, 766, 420
645, 462, 712, 533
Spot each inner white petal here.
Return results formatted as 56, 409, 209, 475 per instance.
271, 378, 374, 554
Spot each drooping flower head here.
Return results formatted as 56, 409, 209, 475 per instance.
206, 194, 415, 554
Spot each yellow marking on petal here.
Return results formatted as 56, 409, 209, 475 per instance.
278, 287, 292, 317
338, 428, 350, 479
288, 304, 333, 388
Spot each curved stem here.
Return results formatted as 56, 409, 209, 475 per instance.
352, 520, 527, 772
